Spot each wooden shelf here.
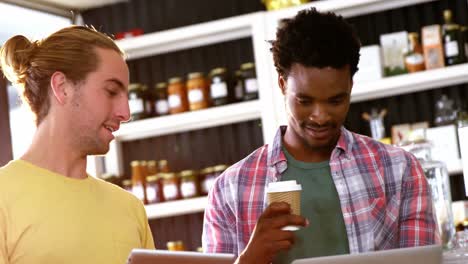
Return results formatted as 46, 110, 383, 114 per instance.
351, 63, 468, 102
116, 12, 260, 60
115, 100, 261, 141
145, 196, 207, 220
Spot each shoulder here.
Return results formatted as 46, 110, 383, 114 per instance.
92, 177, 144, 209
217, 144, 270, 185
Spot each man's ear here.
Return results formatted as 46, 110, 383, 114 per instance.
50, 71, 68, 105
278, 74, 287, 95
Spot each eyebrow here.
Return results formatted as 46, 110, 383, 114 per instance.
105, 78, 126, 92
295, 92, 349, 99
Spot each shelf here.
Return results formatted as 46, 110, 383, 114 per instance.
115, 100, 261, 141
351, 63, 468, 103
115, 12, 260, 60
448, 159, 464, 176
145, 196, 208, 220
267, 0, 438, 20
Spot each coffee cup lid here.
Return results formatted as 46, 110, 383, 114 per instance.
266, 180, 302, 193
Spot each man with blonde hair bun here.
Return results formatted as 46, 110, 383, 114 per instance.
0, 26, 154, 264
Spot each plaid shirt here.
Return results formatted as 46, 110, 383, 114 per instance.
202, 126, 439, 256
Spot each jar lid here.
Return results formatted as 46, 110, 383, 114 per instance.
147, 160, 157, 167
162, 172, 176, 180
130, 160, 141, 167
175, 240, 184, 246
210, 67, 227, 76
214, 164, 228, 172
159, 160, 168, 167
122, 179, 132, 186
180, 170, 196, 177
128, 83, 142, 91
140, 160, 148, 166
146, 175, 159, 182
168, 77, 182, 84
141, 84, 148, 91
235, 70, 242, 77
187, 72, 204, 79
240, 62, 255, 70
155, 82, 167, 89
200, 167, 214, 174
166, 241, 176, 247
100, 173, 115, 180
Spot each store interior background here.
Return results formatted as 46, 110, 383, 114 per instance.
0, 0, 467, 251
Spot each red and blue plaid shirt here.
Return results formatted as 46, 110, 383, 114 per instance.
202, 126, 439, 256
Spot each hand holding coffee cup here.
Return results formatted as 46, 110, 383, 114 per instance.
238, 201, 308, 264
266, 180, 302, 231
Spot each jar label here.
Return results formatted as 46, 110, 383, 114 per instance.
168, 95, 181, 108
188, 89, 204, 103
129, 98, 144, 115
132, 185, 145, 202
202, 177, 216, 194
156, 100, 169, 114
245, 78, 258, 93
445, 41, 459, 57
164, 184, 178, 200
146, 186, 156, 203
181, 182, 196, 197
210, 82, 228, 99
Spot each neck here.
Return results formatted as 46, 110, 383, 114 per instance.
21, 119, 88, 179
283, 128, 336, 163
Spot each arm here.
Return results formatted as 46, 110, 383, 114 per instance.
399, 153, 440, 247
202, 175, 238, 254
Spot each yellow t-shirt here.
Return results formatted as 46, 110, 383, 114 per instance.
0, 160, 155, 264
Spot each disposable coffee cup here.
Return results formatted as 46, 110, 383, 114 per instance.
266, 180, 302, 231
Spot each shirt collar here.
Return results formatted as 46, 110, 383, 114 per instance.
267, 126, 354, 167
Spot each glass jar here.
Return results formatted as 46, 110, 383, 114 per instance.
175, 241, 185, 251
400, 140, 456, 249
146, 174, 164, 204
199, 166, 215, 196
128, 83, 146, 121
141, 84, 155, 117
161, 172, 180, 201
233, 70, 245, 102
122, 179, 132, 192
209, 67, 230, 106
167, 241, 177, 251
240, 62, 259, 101
167, 77, 189, 114
131, 160, 148, 204
154, 82, 170, 116
187, 72, 210, 111
158, 159, 170, 173
404, 32, 425, 73
179, 170, 199, 199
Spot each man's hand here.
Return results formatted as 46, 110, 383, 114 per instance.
236, 202, 308, 264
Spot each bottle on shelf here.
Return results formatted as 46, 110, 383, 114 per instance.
167, 77, 190, 114
128, 83, 146, 121
404, 32, 425, 73
442, 9, 465, 66
233, 70, 245, 103
161, 172, 180, 201
142, 84, 154, 118
240, 62, 259, 101
209, 67, 230, 106
179, 170, 199, 199
145, 160, 164, 204
158, 160, 170, 173
153, 82, 170, 117
130, 161, 148, 204
187, 72, 210, 111
434, 95, 457, 126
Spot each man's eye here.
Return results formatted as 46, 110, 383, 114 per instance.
107, 89, 118, 96
297, 98, 311, 105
